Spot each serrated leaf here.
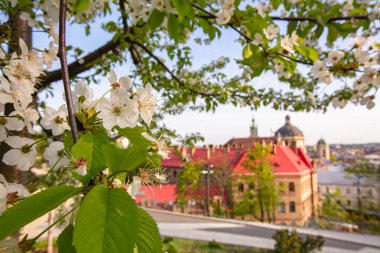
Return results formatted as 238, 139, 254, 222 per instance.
117, 127, 152, 147
136, 208, 162, 253
0, 186, 80, 241
74, 0, 90, 12
327, 24, 338, 47
167, 14, 179, 41
71, 130, 109, 182
102, 144, 148, 179
149, 9, 165, 31
295, 46, 319, 62
73, 186, 138, 253
172, 0, 194, 21
57, 224, 76, 253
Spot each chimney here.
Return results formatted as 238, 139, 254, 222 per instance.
272, 145, 277, 154
181, 146, 187, 159
224, 144, 230, 154
191, 147, 196, 156
207, 145, 211, 160
210, 144, 215, 154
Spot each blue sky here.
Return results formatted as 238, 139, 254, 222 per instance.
36, 9, 380, 146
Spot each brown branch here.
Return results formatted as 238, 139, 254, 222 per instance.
270, 15, 368, 23
58, 0, 79, 143
40, 38, 120, 88
133, 40, 216, 97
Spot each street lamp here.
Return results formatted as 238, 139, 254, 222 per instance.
202, 164, 214, 216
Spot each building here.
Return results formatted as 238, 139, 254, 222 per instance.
318, 170, 380, 213
315, 138, 330, 160
137, 115, 318, 226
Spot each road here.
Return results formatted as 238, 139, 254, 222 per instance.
148, 209, 380, 253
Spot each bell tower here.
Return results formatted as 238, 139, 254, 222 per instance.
250, 117, 258, 138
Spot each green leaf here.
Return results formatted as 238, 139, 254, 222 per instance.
0, 186, 80, 241
327, 24, 338, 47
71, 130, 109, 181
149, 9, 165, 31
102, 145, 148, 179
172, 0, 194, 21
136, 208, 162, 253
167, 14, 179, 41
57, 224, 76, 253
117, 127, 152, 147
295, 46, 319, 62
243, 45, 252, 59
74, 0, 90, 12
73, 185, 138, 253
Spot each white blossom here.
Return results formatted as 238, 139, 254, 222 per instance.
127, 176, 142, 199
43, 42, 58, 68
43, 141, 70, 169
99, 91, 139, 130
40, 105, 70, 135
3, 136, 36, 171
136, 84, 157, 126
252, 33, 264, 45
327, 50, 345, 65
14, 104, 39, 134
223, 0, 235, 13
72, 81, 94, 110
108, 69, 133, 91
215, 9, 231, 25
263, 24, 279, 40
141, 132, 170, 159
0, 113, 24, 142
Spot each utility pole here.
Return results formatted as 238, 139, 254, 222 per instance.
202, 164, 213, 216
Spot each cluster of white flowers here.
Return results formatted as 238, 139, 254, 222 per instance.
263, 24, 280, 40
0, 38, 58, 171
311, 60, 334, 84
256, 2, 272, 18
280, 32, 299, 54
215, 0, 235, 25
273, 60, 291, 79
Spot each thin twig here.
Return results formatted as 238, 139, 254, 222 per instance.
133, 40, 216, 97
58, 0, 79, 143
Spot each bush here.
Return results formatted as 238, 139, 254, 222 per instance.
207, 240, 222, 249
273, 229, 324, 253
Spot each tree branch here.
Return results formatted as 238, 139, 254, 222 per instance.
58, 0, 79, 143
270, 15, 368, 23
132, 40, 216, 97
41, 38, 120, 88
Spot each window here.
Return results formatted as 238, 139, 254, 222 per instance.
279, 182, 286, 194
279, 203, 286, 213
347, 200, 351, 206
290, 201, 296, 213
326, 187, 330, 194
346, 188, 350, 194
368, 189, 373, 197
249, 182, 255, 190
357, 188, 361, 195
289, 182, 295, 193
358, 200, 362, 208
238, 183, 244, 193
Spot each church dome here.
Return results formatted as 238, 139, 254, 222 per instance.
275, 115, 303, 137
317, 138, 326, 145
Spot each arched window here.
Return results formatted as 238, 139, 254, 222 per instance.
238, 183, 244, 193
289, 182, 295, 193
290, 201, 296, 213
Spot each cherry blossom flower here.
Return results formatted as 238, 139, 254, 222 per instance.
327, 51, 345, 65
215, 9, 231, 25
14, 104, 39, 134
311, 60, 333, 84
141, 132, 170, 159
0, 77, 33, 108
126, 176, 142, 199
223, 0, 235, 13
99, 91, 139, 130
73, 157, 88, 176
108, 69, 133, 91
43, 141, 70, 169
136, 84, 156, 126
252, 33, 264, 45
3, 136, 36, 171
0, 113, 24, 142
40, 105, 70, 135
72, 81, 94, 110
263, 24, 279, 40
43, 42, 58, 68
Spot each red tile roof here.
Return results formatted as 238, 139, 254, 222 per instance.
135, 184, 176, 204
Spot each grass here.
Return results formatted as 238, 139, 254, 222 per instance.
162, 237, 272, 253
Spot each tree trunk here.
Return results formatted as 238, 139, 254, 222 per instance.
0, 11, 33, 183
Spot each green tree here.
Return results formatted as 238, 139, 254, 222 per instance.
234, 144, 278, 223
273, 229, 324, 253
321, 189, 349, 221
176, 161, 203, 210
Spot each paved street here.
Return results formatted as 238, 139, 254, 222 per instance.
148, 209, 380, 253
